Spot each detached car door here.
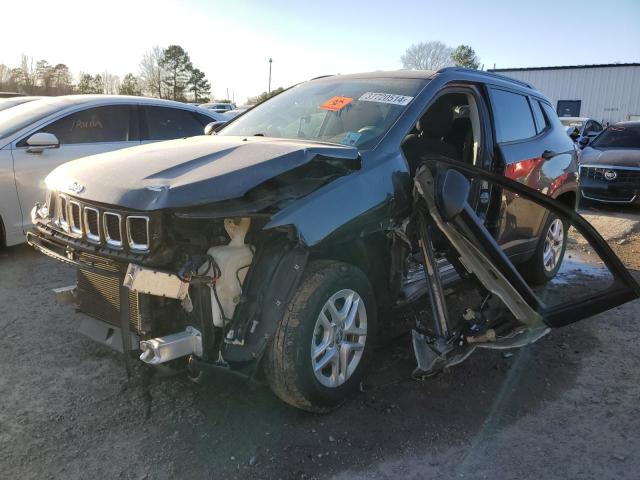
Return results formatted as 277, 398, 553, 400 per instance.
11, 104, 139, 231
415, 157, 639, 333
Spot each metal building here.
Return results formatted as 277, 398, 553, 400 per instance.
488, 63, 640, 124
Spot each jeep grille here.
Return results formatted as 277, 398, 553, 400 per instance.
47, 192, 152, 252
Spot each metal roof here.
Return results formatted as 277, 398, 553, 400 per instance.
489, 63, 640, 72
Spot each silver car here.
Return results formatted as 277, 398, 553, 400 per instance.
0, 95, 225, 247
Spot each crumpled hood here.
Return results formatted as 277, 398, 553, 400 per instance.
579, 146, 640, 167
46, 135, 359, 210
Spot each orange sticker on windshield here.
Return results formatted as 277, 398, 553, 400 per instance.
320, 96, 353, 111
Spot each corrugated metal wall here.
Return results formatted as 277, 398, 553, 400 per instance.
492, 66, 640, 124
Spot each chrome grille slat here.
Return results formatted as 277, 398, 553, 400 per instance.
84, 207, 100, 242
68, 201, 82, 236
57, 195, 68, 229
103, 212, 123, 248
126, 216, 150, 251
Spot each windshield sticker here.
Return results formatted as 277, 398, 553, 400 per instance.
320, 96, 353, 111
359, 92, 413, 106
341, 131, 362, 146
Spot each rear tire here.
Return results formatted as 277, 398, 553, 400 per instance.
521, 213, 568, 285
265, 260, 377, 412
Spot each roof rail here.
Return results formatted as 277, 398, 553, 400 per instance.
310, 74, 335, 81
437, 67, 533, 89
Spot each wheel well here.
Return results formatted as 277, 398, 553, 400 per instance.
555, 191, 577, 211
309, 232, 393, 309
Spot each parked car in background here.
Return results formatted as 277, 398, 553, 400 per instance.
27, 68, 602, 413
200, 102, 236, 113
579, 121, 640, 205
0, 96, 44, 112
0, 95, 225, 247
220, 108, 245, 120
560, 116, 603, 146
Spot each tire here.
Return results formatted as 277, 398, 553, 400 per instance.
265, 260, 377, 412
521, 213, 568, 285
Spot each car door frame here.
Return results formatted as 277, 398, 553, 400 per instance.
397, 82, 497, 209
417, 156, 640, 329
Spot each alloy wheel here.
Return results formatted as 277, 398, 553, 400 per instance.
543, 218, 564, 272
311, 289, 367, 388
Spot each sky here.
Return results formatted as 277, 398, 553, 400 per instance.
1, 0, 638, 103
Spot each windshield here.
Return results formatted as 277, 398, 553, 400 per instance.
590, 123, 640, 149
218, 77, 426, 149
0, 98, 70, 141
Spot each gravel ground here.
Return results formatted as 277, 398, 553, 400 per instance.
2, 210, 640, 480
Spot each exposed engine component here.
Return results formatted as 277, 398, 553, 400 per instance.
139, 326, 203, 365
202, 218, 254, 328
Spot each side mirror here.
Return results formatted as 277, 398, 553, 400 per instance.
204, 121, 227, 135
26, 132, 59, 153
437, 168, 471, 221
578, 136, 590, 148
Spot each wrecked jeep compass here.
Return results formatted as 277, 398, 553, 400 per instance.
29, 68, 640, 412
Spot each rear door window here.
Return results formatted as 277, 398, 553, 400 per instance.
142, 106, 207, 140
489, 89, 537, 143
530, 100, 548, 134
39, 105, 134, 144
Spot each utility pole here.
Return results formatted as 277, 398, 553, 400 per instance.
268, 58, 272, 95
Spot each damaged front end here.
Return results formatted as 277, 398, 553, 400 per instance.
29, 136, 365, 378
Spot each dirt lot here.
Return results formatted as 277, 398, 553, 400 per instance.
2, 208, 640, 480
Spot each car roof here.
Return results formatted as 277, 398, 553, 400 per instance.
35, 94, 205, 108
309, 68, 548, 101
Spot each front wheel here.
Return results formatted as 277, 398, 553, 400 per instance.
521, 213, 568, 284
265, 261, 377, 412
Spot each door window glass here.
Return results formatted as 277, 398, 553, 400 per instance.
143, 107, 206, 140
490, 89, 536, 143
40, 106, 132, 144
531, 100, 548, 134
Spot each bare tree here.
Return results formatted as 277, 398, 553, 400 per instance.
400, 41, 454, 70
0, 64, 11, 90
139, 46, 165, 98
10, 55, 38, 93
102, 71, 121, 94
